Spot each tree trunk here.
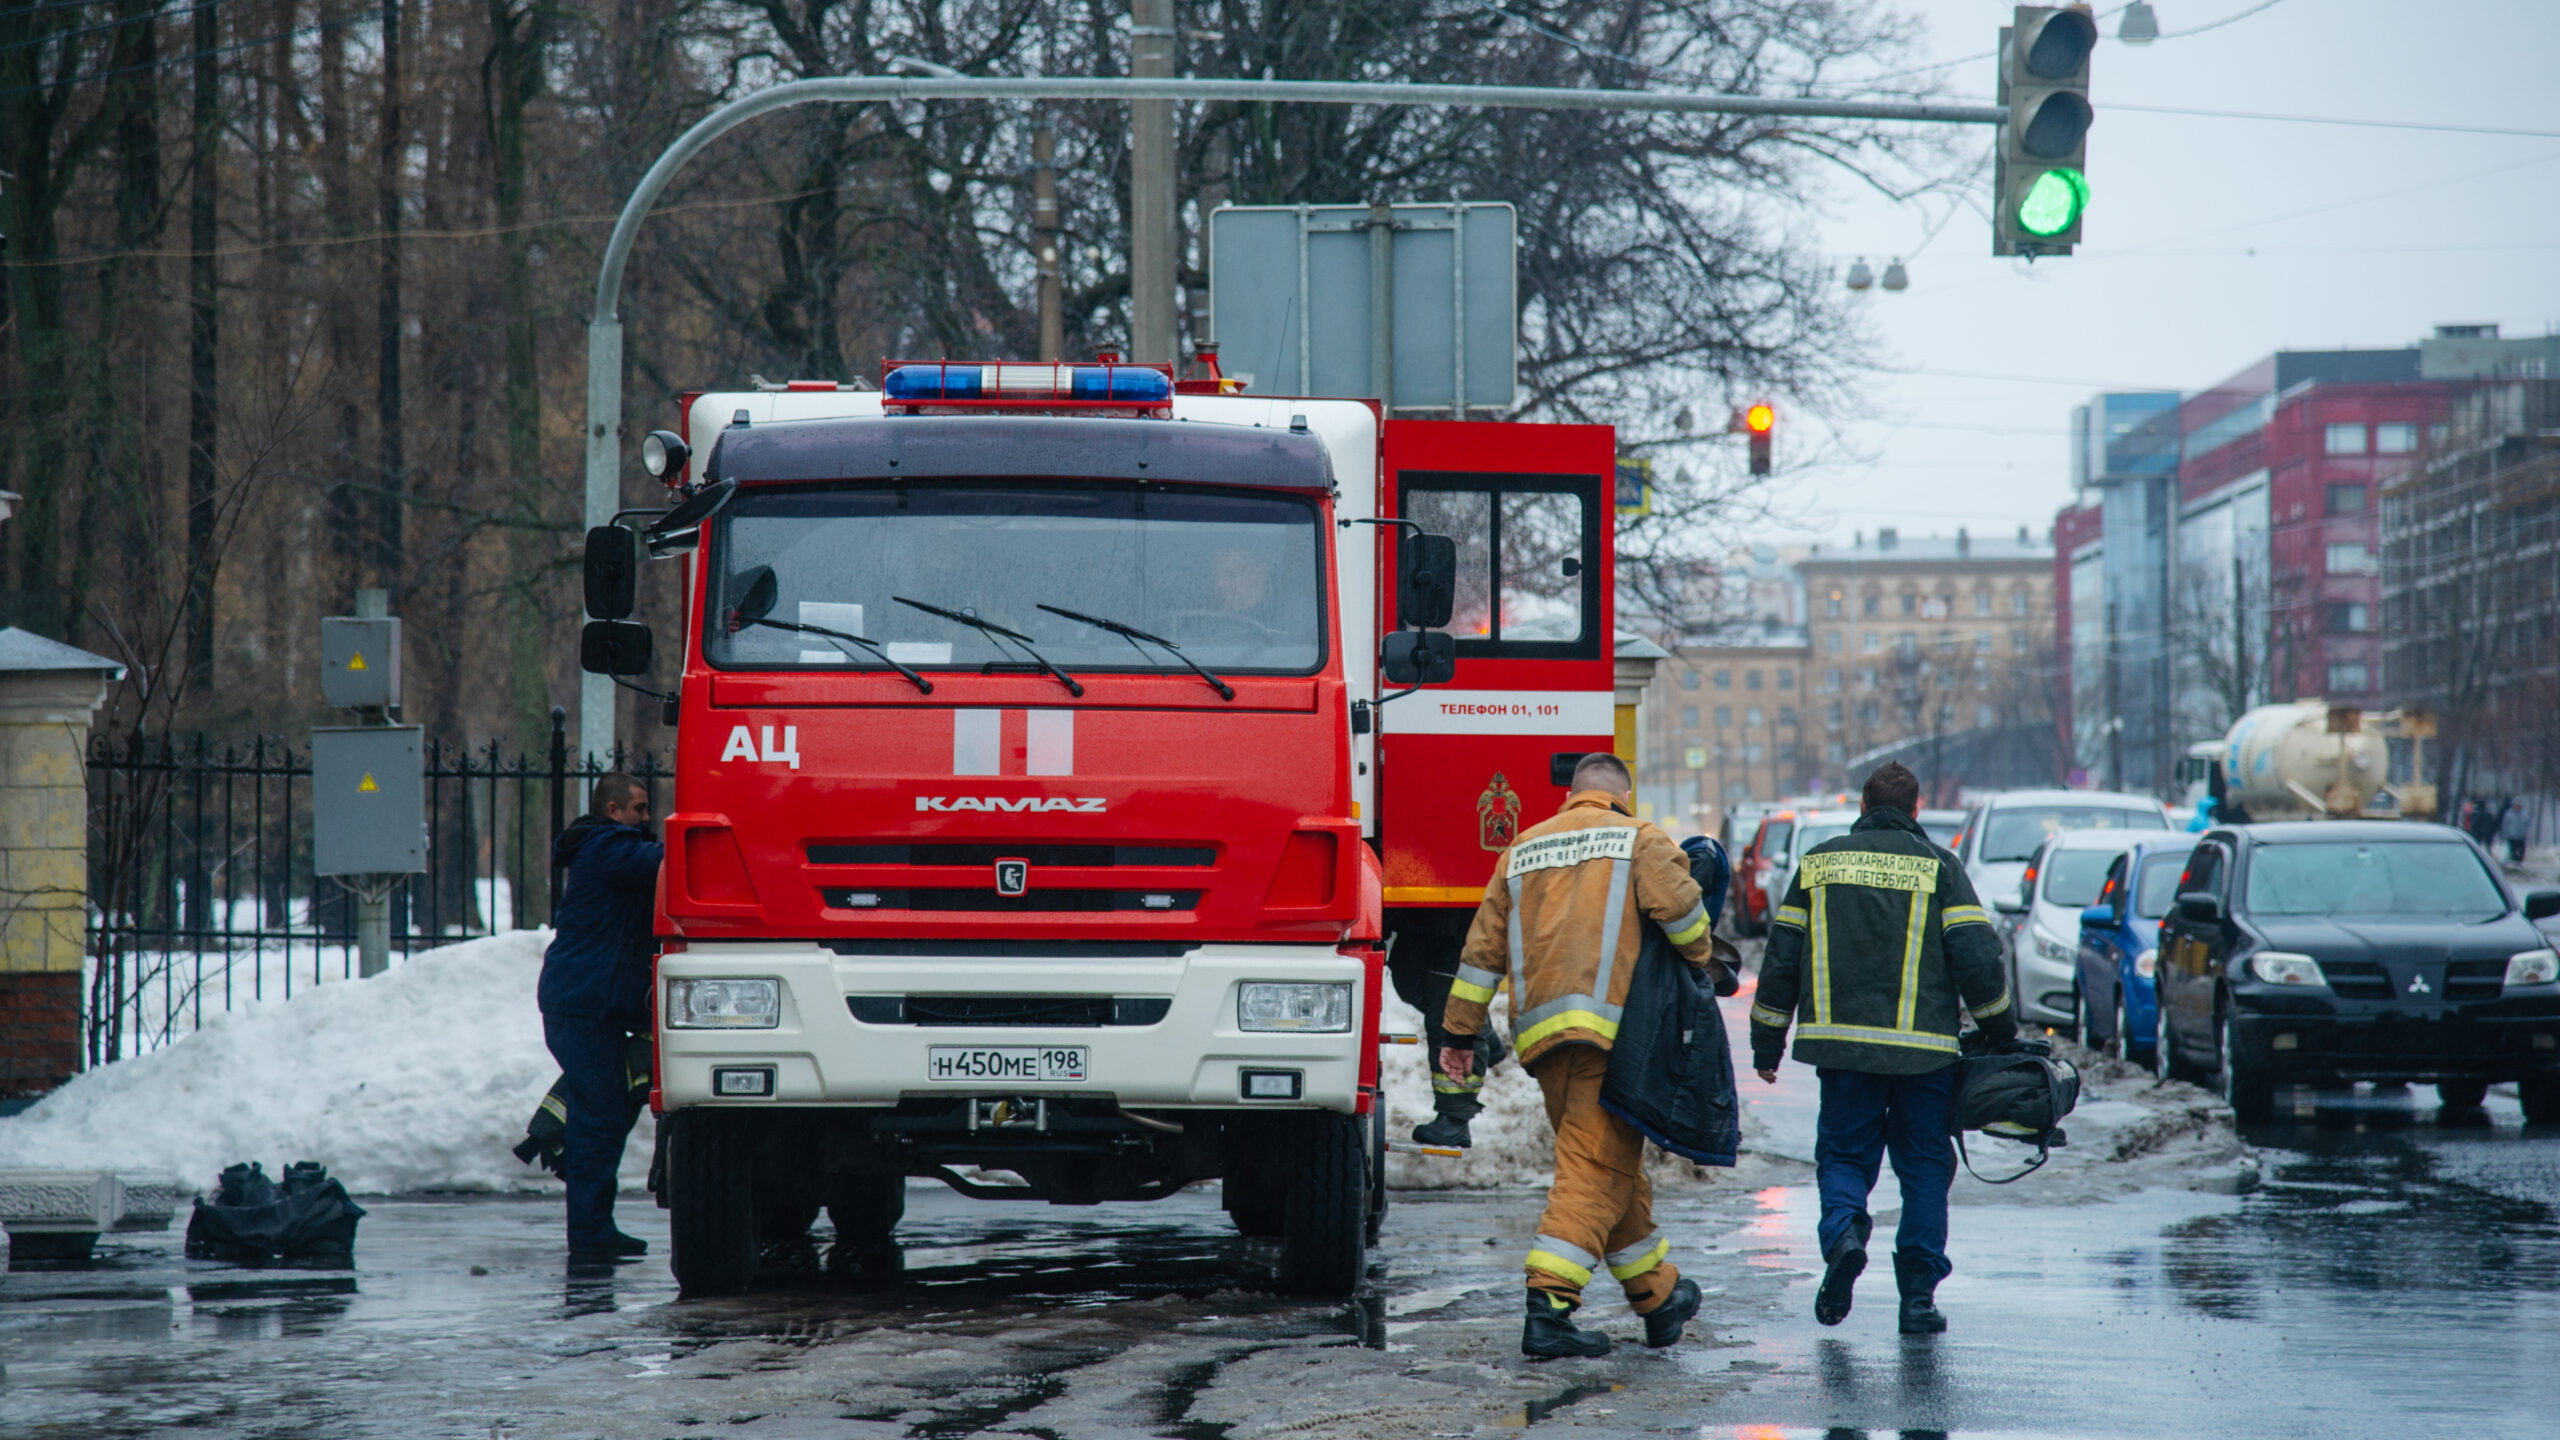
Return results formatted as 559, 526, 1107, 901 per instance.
376, 0, 406, 598
188, 0, 225, 680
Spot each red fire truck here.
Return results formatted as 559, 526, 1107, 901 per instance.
580, 360, 1616, 1297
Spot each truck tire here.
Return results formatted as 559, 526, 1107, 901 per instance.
827, 1171, 906, 1278
666, 1110, 759, 1297
1227, 1183, 1286, 1238
1365, 1103, 1388, 1248
2520, 1075, 2560, 1125
1278, 1112, 1367, 1296
2218, 1008, 2275, 1124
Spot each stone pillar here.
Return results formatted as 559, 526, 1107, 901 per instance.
1615, 634, 1668, 816
0, 629, 122, 1100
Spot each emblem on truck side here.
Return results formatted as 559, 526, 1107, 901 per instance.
1477, 772, 1522, 851
994, 858, 1030, 896
915, 795, 1108, 813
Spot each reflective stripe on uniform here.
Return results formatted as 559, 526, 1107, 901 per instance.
1507, 874, 1529, 1010
1943, 903, 1991, 930
1516, 993, 1624, 1051
1772, 903, 1808, 930
1432, 1073, 1487, 1095
1449, 966, 1501, 1005
1972, 987, 2014, 1018
1526, 1234, 1599, 1288
1811, 886, 1832, 1024
1797, 1021, 1960, 1053
1664, 898, 1709, 946
1750, 1002, 1791, 1028
1897, 890, 1927, 1032
1606, 1234, 1671, 1280
1590, 855, 1633, 1008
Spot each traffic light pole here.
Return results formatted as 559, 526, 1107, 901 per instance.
577, 74, 2008, 763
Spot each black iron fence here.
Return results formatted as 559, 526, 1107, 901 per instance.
84, 710, 668, 1065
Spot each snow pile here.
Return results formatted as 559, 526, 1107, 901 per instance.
0, 931, 651, 1196
1378, 991, 1718, 1191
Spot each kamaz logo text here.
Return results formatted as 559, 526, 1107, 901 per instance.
916, 796, 1107, 813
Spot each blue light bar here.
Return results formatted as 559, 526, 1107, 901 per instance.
882, 363, 1172, 404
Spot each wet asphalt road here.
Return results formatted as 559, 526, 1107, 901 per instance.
7, 1078, 2559, 1435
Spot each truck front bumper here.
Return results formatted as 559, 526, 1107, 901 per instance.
656, 942, 1365, 1113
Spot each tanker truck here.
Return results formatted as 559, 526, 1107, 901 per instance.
2177, 700, 2437, 824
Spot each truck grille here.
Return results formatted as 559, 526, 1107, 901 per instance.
2444, 959, 2505, 1002
2321, 960, 2393, 1001
847, 995, 1173, 1026
809, 842, 1215, 867
823, 887, 1200, 913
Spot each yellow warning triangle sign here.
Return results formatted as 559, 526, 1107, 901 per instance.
358, 772, 379, 793
347, 653, 368, 671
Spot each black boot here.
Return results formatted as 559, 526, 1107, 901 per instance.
1895, 1252, 1947, 1335
1641, 1276, 1703, 1348
1411, 1092, 1480, 1149
1522, 1288, 1613, 1358
1814, 1214, 1870, 1327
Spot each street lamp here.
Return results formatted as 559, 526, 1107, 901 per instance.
2118, 2, 2160, 45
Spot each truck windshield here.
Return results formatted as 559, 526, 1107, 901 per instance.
2244, 841, 2509, 920
705, 484, 1324, 674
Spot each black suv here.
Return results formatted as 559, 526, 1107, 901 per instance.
2155, 821, 2560, 1121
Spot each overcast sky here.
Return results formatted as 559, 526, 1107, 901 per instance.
1751, 0, 2560, 551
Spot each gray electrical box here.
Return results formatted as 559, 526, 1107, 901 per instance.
312, 726, 427, 875
320, 617, 402, 709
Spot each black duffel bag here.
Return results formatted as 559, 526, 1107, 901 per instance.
184, 1161, 367, 1268
1948, 1032, 2080, 1183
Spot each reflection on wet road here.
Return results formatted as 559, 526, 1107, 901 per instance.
2, 1088, 2554, 1437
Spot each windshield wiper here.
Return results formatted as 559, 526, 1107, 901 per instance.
1036, 603, 1234, 701
734, 616, 934, 694
894, 596, 1084, 697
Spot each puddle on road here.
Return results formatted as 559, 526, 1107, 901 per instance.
1495, 1379, 1624, 1428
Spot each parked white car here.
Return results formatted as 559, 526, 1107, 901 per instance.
1950, 789, 2174, 1018
2009, 829, 2148, 1032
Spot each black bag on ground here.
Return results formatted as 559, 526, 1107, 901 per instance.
1948, 1033, 2081, 1183
184, 1161, 367, 1267
1600, 921, 1741, 1167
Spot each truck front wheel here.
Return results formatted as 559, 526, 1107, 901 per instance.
1278, 1112, 1368, 1296
666, 1110, 759, 1297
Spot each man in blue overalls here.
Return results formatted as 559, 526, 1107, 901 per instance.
539, 774, 663, 1261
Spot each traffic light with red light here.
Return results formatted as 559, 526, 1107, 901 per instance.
1743, 403, 1774, 476
1993, 5, 2096, 257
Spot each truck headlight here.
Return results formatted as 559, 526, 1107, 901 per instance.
2133, 948, 2157, 979
1238, 981, 1352, 1033
2249, 951, 2327, 988
2507, 948, 2559, 986
666, 977, 781, 1028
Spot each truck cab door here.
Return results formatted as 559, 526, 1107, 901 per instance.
1375, 419, 1616, 911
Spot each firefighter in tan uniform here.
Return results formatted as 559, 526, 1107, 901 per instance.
1440, 752, 1729, 1357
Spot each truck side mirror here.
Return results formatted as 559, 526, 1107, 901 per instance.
580, 620, 654, 676
1381, 629, 1456, 687
584, 525, 638, 620
2524, 889, 2560, 921
1397, 533, 1457, 630
2176, 892, 2224, 925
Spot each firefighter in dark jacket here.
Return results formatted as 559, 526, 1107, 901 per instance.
539, 773, 664, 1261
1750, 762, 2015, 1334
1442, 752, 1731, 1358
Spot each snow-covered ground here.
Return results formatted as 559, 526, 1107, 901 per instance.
0, 930, 651, 1197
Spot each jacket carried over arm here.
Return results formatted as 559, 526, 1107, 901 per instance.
538, 817, 665, 1031
1749, 805, 2015, 1075
1443, 791, 1732, 1067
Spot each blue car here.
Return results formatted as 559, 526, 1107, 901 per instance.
2075, 836, 2199, 1069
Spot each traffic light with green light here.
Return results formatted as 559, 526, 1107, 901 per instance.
1993, 5, 2096, 257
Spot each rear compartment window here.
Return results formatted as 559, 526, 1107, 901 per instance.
1980, 805, 2167, 863
704, 483, 1324, 674
2040, 850, 2121, 907
2244, 841, 2507, 920
2133, 853, 2187, 918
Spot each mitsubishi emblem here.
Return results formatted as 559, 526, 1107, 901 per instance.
994, 858, 1030, 897
2408, 973, 2431, 996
